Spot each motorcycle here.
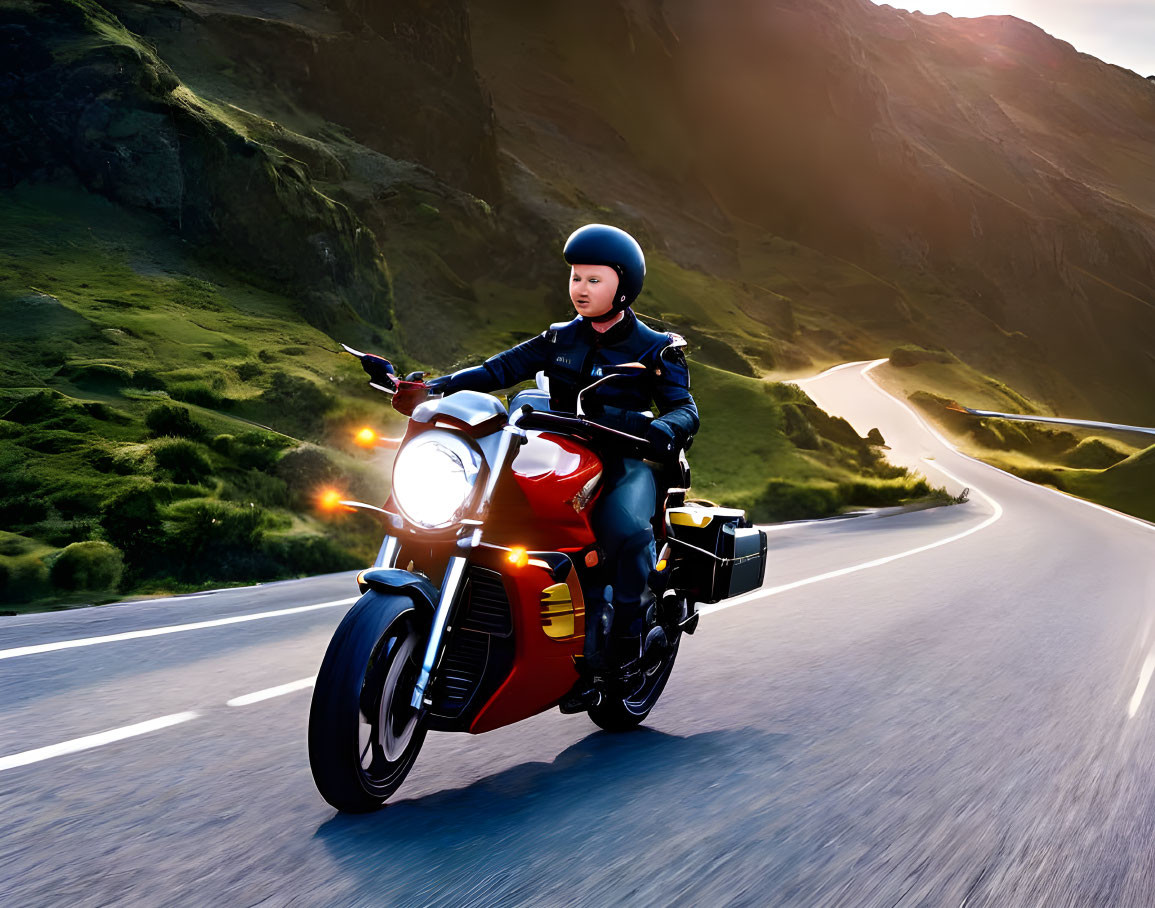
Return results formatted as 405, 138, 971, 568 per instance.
307, 344, 768, 812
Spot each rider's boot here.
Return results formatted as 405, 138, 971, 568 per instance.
559, 598, 613, 713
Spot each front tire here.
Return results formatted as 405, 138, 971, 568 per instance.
588, 636, 680, 732
308, 592, 429, 812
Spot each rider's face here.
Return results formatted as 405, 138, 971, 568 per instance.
569, 264, 619, 319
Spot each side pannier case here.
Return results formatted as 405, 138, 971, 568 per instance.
666, 506, 768, 604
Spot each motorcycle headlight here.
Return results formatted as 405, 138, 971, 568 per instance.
392, 429, 482, 529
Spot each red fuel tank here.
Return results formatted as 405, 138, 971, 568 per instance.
489, 431, 603, 550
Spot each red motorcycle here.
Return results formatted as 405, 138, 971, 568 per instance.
308, 346, 768, 812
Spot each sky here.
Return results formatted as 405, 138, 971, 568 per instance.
871, 1, 1155, 77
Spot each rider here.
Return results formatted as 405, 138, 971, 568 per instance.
363, 224, 699, 677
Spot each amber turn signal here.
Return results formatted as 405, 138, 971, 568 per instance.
354, 427, 377, 447
507, 546, 529, 568
317, 488, 344, 512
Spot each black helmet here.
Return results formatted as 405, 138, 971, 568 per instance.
562, 224, 646, 317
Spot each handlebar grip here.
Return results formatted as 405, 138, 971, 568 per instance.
517, 409, 656, 457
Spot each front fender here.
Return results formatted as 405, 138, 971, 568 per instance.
356, 567, 439, 615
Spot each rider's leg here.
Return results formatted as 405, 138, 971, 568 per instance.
590, 456, 658, 667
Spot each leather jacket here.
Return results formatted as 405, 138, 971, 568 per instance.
429, 309, 699, 448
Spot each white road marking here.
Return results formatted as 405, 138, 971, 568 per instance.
0, 598, 357, 662
0, 712, 198, 772
227, 676, 316, 707
859, 359, 1155, 535
702, 458, 1003, 615
1129, 654, 1155, 718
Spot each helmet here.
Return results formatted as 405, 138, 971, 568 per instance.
562, 224, 646, 318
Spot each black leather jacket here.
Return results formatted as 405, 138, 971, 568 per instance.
430, 309, 699, 447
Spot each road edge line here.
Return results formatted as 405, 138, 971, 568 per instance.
0, 598, 358, 662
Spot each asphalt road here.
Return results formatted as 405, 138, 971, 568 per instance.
3, 361, 1154, 907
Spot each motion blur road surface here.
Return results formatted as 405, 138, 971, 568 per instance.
3, 361, 1154, 907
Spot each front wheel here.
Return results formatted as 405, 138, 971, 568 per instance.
588, 635, 680, 732
308, 592, 429, 812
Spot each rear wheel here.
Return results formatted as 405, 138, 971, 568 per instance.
588, 635, 680, 732
308, 592, 429, 812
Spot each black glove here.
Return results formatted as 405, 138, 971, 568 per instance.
645, 418, 679, 458
424, 375, 451, 396
360, 354, 396, 388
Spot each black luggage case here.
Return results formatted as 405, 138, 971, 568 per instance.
665, 506, 768, 604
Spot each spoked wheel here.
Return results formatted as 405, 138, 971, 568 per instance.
309, 592, 429, 812
588, 634, 680, 732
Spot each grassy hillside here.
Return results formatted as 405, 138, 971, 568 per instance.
0, 0, 962, 610
0, 183, 403, 610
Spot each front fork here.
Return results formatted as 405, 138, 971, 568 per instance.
409, 555, 469, 709
407, 420, 527, 711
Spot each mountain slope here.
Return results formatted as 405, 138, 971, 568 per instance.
468, 0, 1155, 421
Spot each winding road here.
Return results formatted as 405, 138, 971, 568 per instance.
3, 361, 1154, 907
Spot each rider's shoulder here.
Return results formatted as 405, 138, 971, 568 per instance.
632, 315, 684, 355
543, 316, 584, 344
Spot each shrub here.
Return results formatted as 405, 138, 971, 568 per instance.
170, 382, 229, 409
224, 469, 290, 508
0, 553, 51, 603
276, 445, 343, 504
210, 434, 235, 456
130, 368, 167, 391
22, 430, 87, 454
145, 404, 207, 440
1065, 437, 1130, 469
100, 485, 165, 558
152, 438, 214, 484
57, 362, 134, 389
0, 496, 50, 529
90, 443, 152, 475
0, 532, 35, 557
50, 541, 124, 592
261, 372, 335, 435
235, 362, 263, 382
1007, 465, 1066, 489
0, 390, 65, 424
164, 499, 268, 556
36, 518, 97, 547
764, 382, 813, 405
889, 345, 957, 367
837, 478, 931, 507
780, 403, 821, 450
264, 534, 361, 575
232, 431, 293, 471
749, 479, 843, 523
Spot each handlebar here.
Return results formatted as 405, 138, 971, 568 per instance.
515, 407, 657, 459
